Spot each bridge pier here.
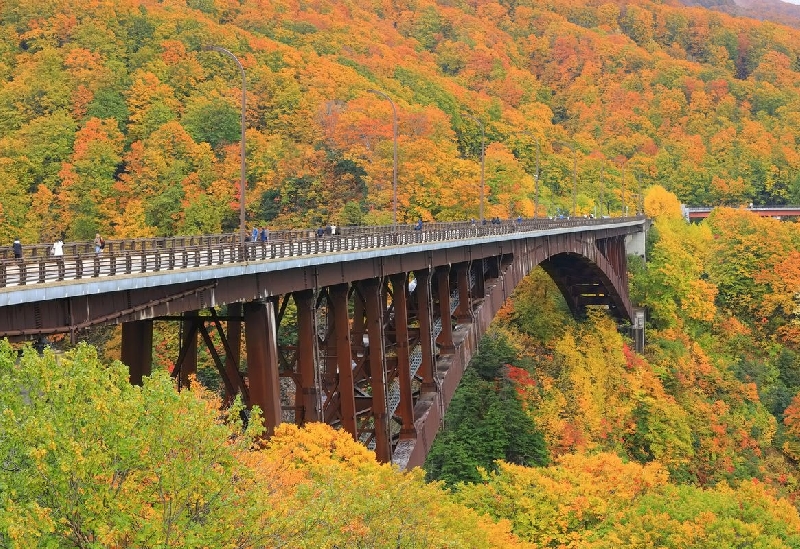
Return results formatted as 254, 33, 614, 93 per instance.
225, 303, 243, 403
390, 273, 417, 440
330, 283, 358, 439
121, 320, 153, 386
363, 278, 391, 462
435, 266, 455, 354
244, 300, 282, 436
294, 290, 321, 424
178, 311, 197, 389
415, 268, 437, 394
455, 263, 473, 323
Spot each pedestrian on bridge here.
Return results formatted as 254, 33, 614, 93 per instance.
51, 239, 63, 257
94, 233, 105, 254
12, 239, 21, 259
260, 227, 269, 242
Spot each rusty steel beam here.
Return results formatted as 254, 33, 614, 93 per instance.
121, 320, 153, 386
223, 303, 244, 403
294, 290, 320, 424
471, 260, 486, 300
435, 266, 455, 354
455, 262, 472, 323
362, 278, 390, 462
390, 273, 416, 439
415, 268, 436, 393
244, 300, 282, 436
331, 284, 357, 438
177, 312, 198, 389
207, 311, 249, 403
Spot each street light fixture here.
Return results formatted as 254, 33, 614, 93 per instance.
368, 89, 398, 227
463, 113, 485, 222
204, 45, 247, 249
554, 141, 578, 217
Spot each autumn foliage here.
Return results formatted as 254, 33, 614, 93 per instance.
0, 342, 525, 548
4, 0, 800, 242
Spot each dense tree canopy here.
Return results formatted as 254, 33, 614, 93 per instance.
3, 0, 800, 241
0, 342, 526, 548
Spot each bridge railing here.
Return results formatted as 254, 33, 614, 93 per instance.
0, 216, 645, 289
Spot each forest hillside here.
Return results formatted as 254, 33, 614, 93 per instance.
3, 0, 800, 244
422, 189, 800, 546
6, 190, 800, 547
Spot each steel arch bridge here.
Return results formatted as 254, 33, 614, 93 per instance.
0, 217, 647, 468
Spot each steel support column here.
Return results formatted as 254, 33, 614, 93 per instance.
455, 263, 472, 323
415, 269, 436, 393
487, 255, 500, 280
331, 283, 358, 438
244, 300, 282, 436
363, 278, 390, 462
436, 266, 455, 353
121, 320, 153, 386
390, 273, 416, 439
472, 260, 486, 299
225, 302, 242, 400
179, 311, 197, 389
294, 290, 320, 424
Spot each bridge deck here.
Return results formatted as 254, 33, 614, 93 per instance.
0, 217, 646, 307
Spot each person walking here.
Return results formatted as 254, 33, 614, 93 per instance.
260, 227, 269, 242
94, 233, 105, 253
12, 239, 21, 259
51, 239, 63, 257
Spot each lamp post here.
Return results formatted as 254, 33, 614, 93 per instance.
618, 158, 627, 217
463, 113, 485, 222
368, 89, 398, 226
204, 45, 247, 248
554, 141, 578, 217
